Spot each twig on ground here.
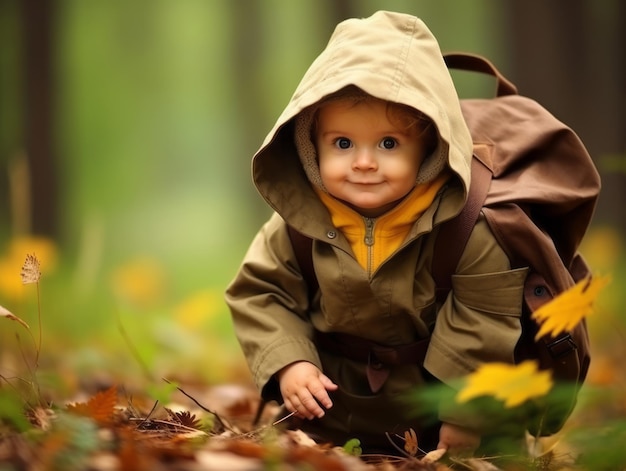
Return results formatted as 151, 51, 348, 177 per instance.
162, 378, 234, 433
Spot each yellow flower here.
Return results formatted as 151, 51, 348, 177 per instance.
579, 226, 622, 272
0, 236, 57, 300
456, 361, 553, 408
174, 290, 220, 328
110, 257, 166, 308
531, 274, 611, 340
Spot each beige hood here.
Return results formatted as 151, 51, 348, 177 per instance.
252, 11, 473, 236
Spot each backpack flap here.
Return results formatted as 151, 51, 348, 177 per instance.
459, 94, 600, 291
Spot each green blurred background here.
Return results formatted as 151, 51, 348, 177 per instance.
0, 0, 624, 402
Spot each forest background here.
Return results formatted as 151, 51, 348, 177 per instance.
0, 0, 624, 453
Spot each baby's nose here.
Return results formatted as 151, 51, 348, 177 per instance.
352, 148, 377, 169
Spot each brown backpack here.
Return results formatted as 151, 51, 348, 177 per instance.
288, 53, 601, 434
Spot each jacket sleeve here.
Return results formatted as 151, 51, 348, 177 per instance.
423, 215, 527, 428
225, 212, 322, 402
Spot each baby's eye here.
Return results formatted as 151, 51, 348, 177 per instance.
380, 137, 397, 150
334, 137, 352, 149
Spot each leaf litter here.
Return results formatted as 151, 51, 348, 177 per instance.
0, 380, 581, 471
0, 255, 611, 470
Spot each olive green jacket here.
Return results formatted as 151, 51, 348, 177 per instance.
225, 11, 526, 435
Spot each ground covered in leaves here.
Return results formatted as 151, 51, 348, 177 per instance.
0, 381, 583, 471
2, 238, 625, 470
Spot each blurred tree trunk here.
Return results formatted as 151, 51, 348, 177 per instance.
226, 1, 358, 229
226, 1, 273, 227
324, 0, 358, 25
20, 0, 58, 238
506, 0, 625, 232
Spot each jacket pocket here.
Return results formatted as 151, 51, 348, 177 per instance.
424, 267, 529, 380
451, 267, 528, 317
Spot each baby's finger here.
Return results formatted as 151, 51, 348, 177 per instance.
300, 394, 325, 419
286, 393, 314, 419
319, 374, 339, 391
309, 384, 333, 411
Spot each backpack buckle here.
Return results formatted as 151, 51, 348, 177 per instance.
546, 334, 577, 359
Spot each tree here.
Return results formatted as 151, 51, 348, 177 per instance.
506, 0, 625, 232
19, 0, 59, 238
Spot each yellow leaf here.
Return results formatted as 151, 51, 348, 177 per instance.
531, 274, 611, 340
456, 361, 553, 408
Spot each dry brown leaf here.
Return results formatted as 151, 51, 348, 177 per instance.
67, 385, 118, 426
28, 407, 55, 431
286, 445, 349, 471
168, 409, 201, 429
422, 447, 446, 463
404, 427, 419, 456
285, 429, 317, 447
213, 438, 268, 460
196, 450, 264, 471
0, 304, 29, 329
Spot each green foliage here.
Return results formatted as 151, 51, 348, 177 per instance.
41, 413, 100, 471
342, 438, 362, 456
568, 420, 626, 470
0, 389, 31, 433
146, 381, 179, 406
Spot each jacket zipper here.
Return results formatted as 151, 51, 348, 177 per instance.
364, 217, 375, 276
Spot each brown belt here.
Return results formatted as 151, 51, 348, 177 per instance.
313, 330, 431, 393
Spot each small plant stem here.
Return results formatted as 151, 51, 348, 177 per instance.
35, 281, 42, 366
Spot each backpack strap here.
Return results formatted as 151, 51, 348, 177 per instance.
443, 53, 518, 97
432, 152, 493, 303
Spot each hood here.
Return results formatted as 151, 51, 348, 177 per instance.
252, 10, 473, 238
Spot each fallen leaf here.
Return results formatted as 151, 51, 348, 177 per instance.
532, 274, 611, 340
456, 361, 553, 408
422, 447, 446, 463
284, 429, 318, 447
0, 304, 29, 329
67, 385, 118, 426
196, 450, 264, 471
404, 427, 418, 456
167, 409, 201, 429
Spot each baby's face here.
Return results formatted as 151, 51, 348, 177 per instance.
315, 99, 428, 218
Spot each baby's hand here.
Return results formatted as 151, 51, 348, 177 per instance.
437, 422, 481, 456
277, 361, 338, 419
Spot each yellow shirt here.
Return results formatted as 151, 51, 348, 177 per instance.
317, 173, 449, 274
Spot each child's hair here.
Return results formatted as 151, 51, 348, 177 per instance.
311, 86, 433, 137
312, 86, 436, 151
